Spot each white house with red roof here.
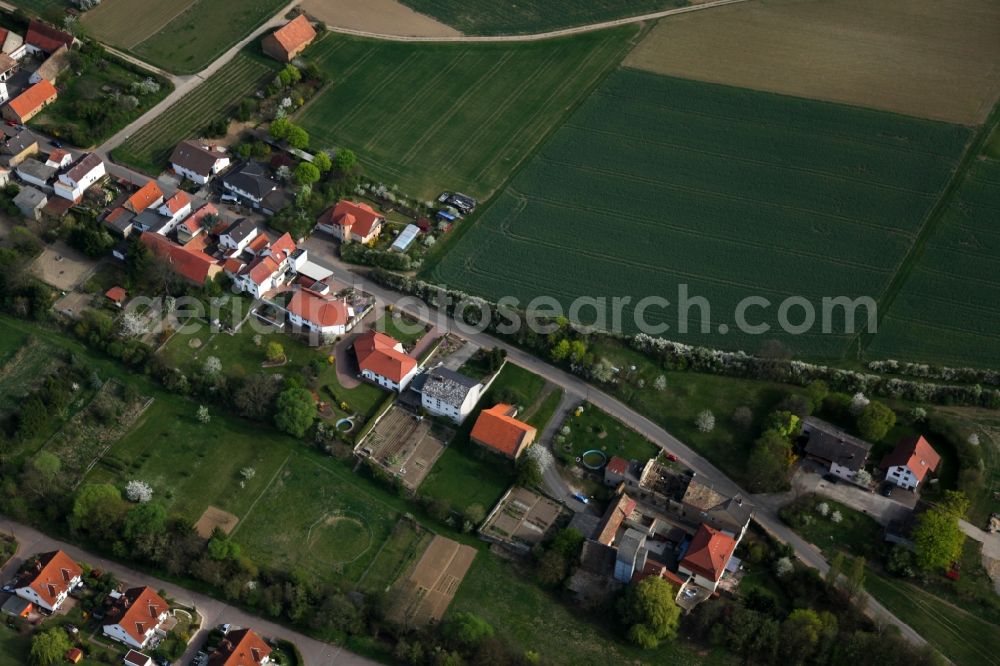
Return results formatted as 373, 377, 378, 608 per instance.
219, 218, 259, 253
102, 586, 170, 650
13, 550, 82, 613
208, 628, 272, 666
353, 330, 418, 392
286, 288, 353, 336
45, 148, 72, 169
157, 191, 192, 227
881, 435, 941, 491
176, 203, 217, 244
678, 524, 737, 592
233, 232, 304, 298
316, 200, 383, 244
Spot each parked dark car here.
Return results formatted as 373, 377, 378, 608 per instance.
881, 482, 894, 497
823, 473, 839, 484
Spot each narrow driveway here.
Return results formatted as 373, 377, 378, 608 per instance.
537, 391, 583, 504
0, 518, 376, 666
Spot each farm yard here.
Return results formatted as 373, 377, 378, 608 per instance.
81, 0, 289, 74
294, 28, 638, 199
112, 52, 277, 174
425, 70, 973, 359
625, 0, 1000, 125
870, 151, 1000, 367
396, 0, 683, 35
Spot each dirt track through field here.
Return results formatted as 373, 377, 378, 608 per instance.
624, 0, 1000, 125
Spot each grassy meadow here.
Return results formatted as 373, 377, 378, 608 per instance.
295, 28, 638, 199
425, 70, 972, 360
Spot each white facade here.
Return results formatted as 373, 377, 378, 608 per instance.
421, 385, 482, 424
885, 465, 919, 490
14, 576, 80, 613
219, 226, 259, 252
828, 462, 856, 481
288, 311, 348, 336
172, 156, 229, 185
677, 565, 720, 592
361, 366, 418, 393
157, 200, 191, 227
16, 166, 51, 189
236, 272, 274, 299
54, 159, 106, 201
103, 612, 168, 649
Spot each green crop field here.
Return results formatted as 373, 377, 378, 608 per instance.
295, 28, 637, 199
112, 52, 277, 174
869, 154, 1000, 367
83, 0, 288, 74
426, 70, 972, 359
398, 0, 683, 35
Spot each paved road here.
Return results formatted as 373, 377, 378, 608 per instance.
320, 0, 749, 42
0, 518, 377, 666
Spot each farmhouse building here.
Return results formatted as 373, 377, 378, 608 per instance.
316, 200, 383, 244
102, 586, 170, 650
881, 435, 941, 491
141, 232, 221, 285
3, 79, 57, 123
287, 288, 353, 336
176, 203, 216, 244
158, 190, 192, 226
0, 53, 17, 81
207, 628, 272, 666
13, 550, 82, 613
24, 20, 75, 55
470, 404, 536, 460
0, 27, 27, 60
170, 140, 230, 184
13, 185, 46, 220
595, 493, 637, 546
802, 416, 872, 482
54, 152, 105, 202
46, 148, 72, 169
125, 181, 164, 214
418, 366, 485, 424
105, 207, 135, 237
678, 524, 737, 592
354, 330, 418, 392
261, 14, 316, 62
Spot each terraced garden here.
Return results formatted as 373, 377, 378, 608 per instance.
112, 52, 277, 174
426, 70, 972, 359
295, 28, 638, 199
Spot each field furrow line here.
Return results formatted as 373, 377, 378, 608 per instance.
399, 52, 515, 166
915, 265, 1000, 289
330, 55, 428, 134
899, 290, 1000, 318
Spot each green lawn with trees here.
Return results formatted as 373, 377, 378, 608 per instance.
554, 402, 658, 466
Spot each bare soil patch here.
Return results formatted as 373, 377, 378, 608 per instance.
388, 535, 476, 626
194, 506, 240, 539
301, 0, 461, 37
31, 242, 97, 292
625, 0, 1000, 125
356, 406, 448, 491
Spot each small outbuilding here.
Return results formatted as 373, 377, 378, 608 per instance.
13, 185, 46, 220
105, 286, 127, 307
261, 14, 316, 62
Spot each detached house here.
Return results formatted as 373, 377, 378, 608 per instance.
170, 140, 230, 184
418, 366, 486, 424
13, 550, 82, 613
881, 435, 941, 491
470, 404, 537, 460
124, 180, 164, 214
157, 190, 192, 226
287, 288, 353, 336
207, 628, 272, 666
316, 200, 383, 244
3, 79, 57, 124
222, 161, 278, 209
54, 152, 105, 202
678, 524, 737, 592
261, 14, 316, 62
46, 148, 72, 169
219, 217, 259, 252
802, 416, 872, 482
103, 586, 170, 650
1, 126, 38, 166
354, 330, 418, 392
176, 202, 216, 244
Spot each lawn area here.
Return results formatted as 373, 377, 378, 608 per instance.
374, 311, 426, 347
397, 0, 682, 35
0, 625, 29, 666
556, 401, 658, 465
865, 570, 1000, 666
779, 494, 883, 559
295, 28, 638, 199
448, 551, 733, 666
356, 518, 433, 594
112, 51, 277, 173
424, 69, 972, 360
523, 386, 563, 431
83, 0, 288, 74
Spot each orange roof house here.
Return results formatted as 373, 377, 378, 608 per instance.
678, 524, 736, 590
141, 232, 221, 285
125, 181, 164, 214
207, 628, 272, 666
881, 435, 941, 490
595, 493, 637, 546
65, 647, 83, 664
261, 14, 316, 62
353, 330, 417, 391
13, 550, 82, 612
102, 586, 169, 650
160, 190, 190, 215
287, 288, 350, 333
316, 200, 383, 243
3, 79, 57, 123
470, 404, 537, 460
25, 20, 74, 54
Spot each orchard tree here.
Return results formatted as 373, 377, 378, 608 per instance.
695, 410, 715, 433
857, 401, 896, 441
619, 576, 681, 648
295, 161, 320, 186
313, 151, 332, 173
334, 148, 358, 173
286, 125, 309, 149
269, 117, 291, 140
71, 483, 127, 540
266, 341, 285, 363
443, 612, 494, 648
274, 387, 317, 437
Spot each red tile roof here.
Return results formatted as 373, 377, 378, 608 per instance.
680, 524, 736, 583
881, 435, 941, 482
269, 15, 316, 55
26, 20, 74, 53
127, 181, 163, 213
7, 79, 57, 121
267, 231, 296, 261
632, 558, 686, 587
141, 232, 219, 285
162, 190, 190, 214
222, 258, 245, 274
106, 207, 130, 223
245, 234, 269, 255
596, 493, 636, 546
104, 587, 168, 646
354, 330, 416, 384
47, 148, 69, 164
65, 647, 83, 663
606, 456, 629, 476
242, 255, 279, 287
183, 203, 217, 232
208, 628, 272, 666
320, 200, 382, 239
105, 286, 126, 303
17, 550, 81, 608
470, 404, 537, 458
287, 289, 348, 329
123, 650, 152, 666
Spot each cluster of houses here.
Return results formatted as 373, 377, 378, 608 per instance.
0, 19, 75, 123
4, 550, 273, 666
4, 144, 107, 219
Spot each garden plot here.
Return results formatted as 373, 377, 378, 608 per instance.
480, 486, 566, 551
356, 406, 448, 491
387, 534, 476, 627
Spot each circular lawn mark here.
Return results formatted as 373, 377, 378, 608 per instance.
188, 338, 203, 349
307, 513, 372, 564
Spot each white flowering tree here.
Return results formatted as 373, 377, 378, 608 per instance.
968, 433, 980, 446
854, 469, 873, 487
241, 467, 256, 481
203, 356, 222, 375
695, 410, 716, 433
197, 405, 210, 424
831, 511, 843, 524
118, 312, 148, 338
774, 556, 794, 578
816, 502, 830, 517
126, 480, 153, 503
910, 406, 927, 422
849, 392, 870, 416
654, 375, 667, 391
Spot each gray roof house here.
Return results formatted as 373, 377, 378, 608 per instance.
221, 161, 278, 207
418, 366, 485, 424
15, 158, 56, 188
802, 416, 872, 480
14, 185, 46, 220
